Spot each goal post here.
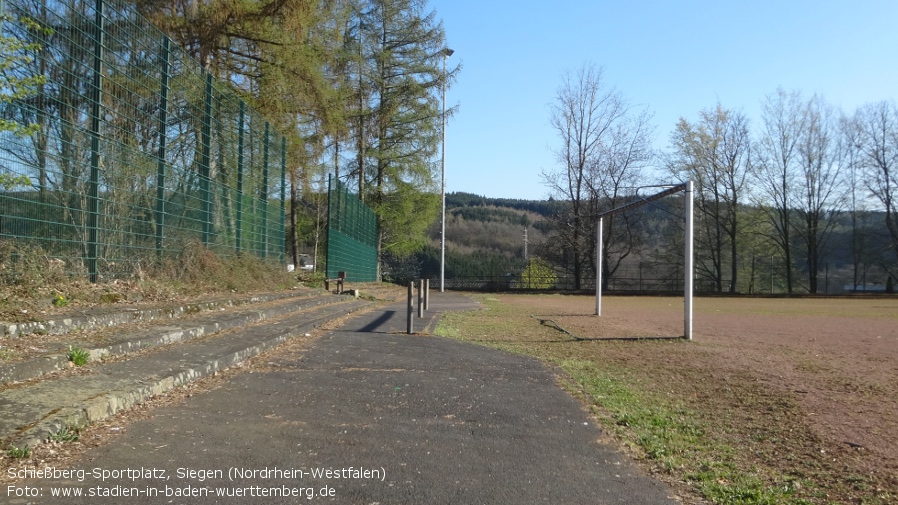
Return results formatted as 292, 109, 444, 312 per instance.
595, 181, 694, 340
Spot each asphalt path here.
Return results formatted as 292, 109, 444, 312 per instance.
11, 293, 679, 504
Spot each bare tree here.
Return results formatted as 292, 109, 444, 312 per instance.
544, 65, 623, 289
839, 113, 871, 289
795, 95, 844, 293
543, 64, 651, 289
586, 107, 653, 288
754, 88, 806, 293
853, 101, 898, 269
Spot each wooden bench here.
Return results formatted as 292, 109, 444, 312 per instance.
325, 271, 346, 293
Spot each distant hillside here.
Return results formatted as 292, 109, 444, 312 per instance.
392, 193, 555, 280
380, 191, 896, 294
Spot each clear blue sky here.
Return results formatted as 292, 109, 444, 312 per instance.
429, 0, 898, 200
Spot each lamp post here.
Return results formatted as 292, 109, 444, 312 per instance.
440, 47, 453, 292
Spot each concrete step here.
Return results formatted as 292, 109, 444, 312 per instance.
0, 290, 320, 340
0, 292, 346, 386
0, 296, 370, 449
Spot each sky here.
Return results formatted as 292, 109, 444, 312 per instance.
428, 0, 898, 200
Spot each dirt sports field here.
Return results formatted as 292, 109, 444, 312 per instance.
439, 294, 898, 504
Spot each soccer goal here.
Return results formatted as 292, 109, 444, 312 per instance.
595, 181, 694, 340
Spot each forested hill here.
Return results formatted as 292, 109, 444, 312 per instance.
445, 192, 564, 218
401, 193, 556, 280
399, 191, 895, 294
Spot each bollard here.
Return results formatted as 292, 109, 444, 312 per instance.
424, 279, 430, 311
417, 279, 424, 318
407, 281, 414, 334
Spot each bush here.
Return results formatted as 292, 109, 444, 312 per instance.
517, 257, 557, 289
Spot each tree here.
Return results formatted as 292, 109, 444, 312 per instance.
853, 101, 898, 269
669, 103, 750, 293
353, 0, 457, 272
754, 88, 805, 293
518, 257, 556, 289
0, 2, 51, 194
738, 206, 778, 294
839, 113, 872, 290
587, 105, 653, 290
136, 0, 335, 267
0, 8, 46, 138
543, 64, 651, 290
795, 95, 844, 293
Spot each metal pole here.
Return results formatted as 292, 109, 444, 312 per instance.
596, 217, 602, 316
325, 175, 332, 278
261, 122, 270, 258
87, 0, 105, 283
236, 101, 245, 253
407, 281, 414, 334
440, 47, 454, 292
200, 72, 213, 246
154, 37, 171, 262
424, 279, 430, 311
417, 279, 424, 318
684, 180, 694, 340
280, 136, 287, 262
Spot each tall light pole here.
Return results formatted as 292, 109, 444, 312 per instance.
440, 47, 453, 292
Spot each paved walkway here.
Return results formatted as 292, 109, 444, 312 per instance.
12, 292, 679, 504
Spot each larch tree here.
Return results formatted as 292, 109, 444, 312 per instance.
354, 0, 458, 275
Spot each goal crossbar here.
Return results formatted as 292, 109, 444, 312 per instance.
595, 181, 694, 340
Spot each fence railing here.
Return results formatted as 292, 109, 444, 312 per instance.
0, 0, 287, 282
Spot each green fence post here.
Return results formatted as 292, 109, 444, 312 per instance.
280, 135, 287, 262
154, 36, 171, 261
200, 71, 213, 246
87, 0, 105, 283
260, 122, 269, 259
235, 101, 245, 253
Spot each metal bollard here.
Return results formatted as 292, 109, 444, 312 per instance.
417, 279, 424, 318
424, 279, 430, 311
407, 281, 414, 334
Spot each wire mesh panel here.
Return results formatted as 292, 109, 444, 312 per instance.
326, 176, 378, 282
0, 0, 287, 281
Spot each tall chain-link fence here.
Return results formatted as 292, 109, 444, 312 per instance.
326, 176, 378, 282
0, 0, 287, 282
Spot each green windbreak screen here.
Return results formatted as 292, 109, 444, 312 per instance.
326, 176, 378, 282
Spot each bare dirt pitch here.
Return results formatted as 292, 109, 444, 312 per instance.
492, 294, 897, 503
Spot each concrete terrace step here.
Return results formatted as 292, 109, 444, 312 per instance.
0, 289, 321, 340
0, 297, 370, 449
0, 292, 350, 386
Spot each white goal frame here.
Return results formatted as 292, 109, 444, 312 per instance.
595, 181, 694, 340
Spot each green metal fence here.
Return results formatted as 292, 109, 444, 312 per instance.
0, 0, 287, 282
326, 176, 378, 282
